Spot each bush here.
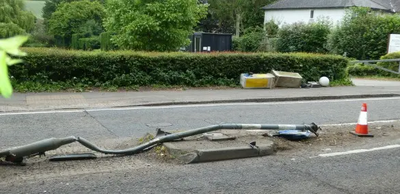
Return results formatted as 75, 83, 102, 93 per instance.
276, 21, 331, 53
25, 20, 55, 47
71, 34, 80, 49
71, 35, 100, 50
78, 37, 100, 50
233, 27, 266, 52
347, 51, 400, 77
328, 7, 400, 60
258, 37, 279, 52
376, 52, 400, 77
233, 26, 278, 52
264, 20, 279, 37
100, 32, 116, 51
347, 63, 379, 77
9, 48, 349, 90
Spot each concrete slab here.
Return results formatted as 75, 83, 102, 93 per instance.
163, 133, 276, 164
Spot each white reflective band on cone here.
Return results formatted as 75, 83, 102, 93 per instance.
358, 112, 368, 125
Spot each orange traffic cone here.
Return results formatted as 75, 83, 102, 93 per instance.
350, 103, 374, 137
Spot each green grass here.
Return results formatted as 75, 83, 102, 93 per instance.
330, 77, 354, 86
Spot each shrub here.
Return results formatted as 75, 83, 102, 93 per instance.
347, 63, 379, 77
376, 52, 400, 77
234, 27, 266, 52
264, 20, 279, 37
258, 37, 278, 52
71, 35, 100, 50
9, 48, 349, 90
328, 7, 400, 60
100, 32, 116, 51
78, 37, 100, 50
347, 51, 400, 77
276, 21, 331, 53
25, 20, 55, 47
71, 34, 80, 49
233, 26, 278, 52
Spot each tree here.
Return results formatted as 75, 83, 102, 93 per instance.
327, 7, 400, 60
0, 0, 36, 38
104, 0, 208, 51
241, 0, 277, 30
47, 0, 105, 44
42, 0, 106, 23
207, 0, 244, 36
204, 0, 275, 36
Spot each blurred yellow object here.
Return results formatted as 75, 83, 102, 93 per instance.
240, 73, 275, 89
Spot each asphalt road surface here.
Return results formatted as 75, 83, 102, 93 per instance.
1, 97, 400, 193
3, 147, 400, 194
0, 96, 399, 147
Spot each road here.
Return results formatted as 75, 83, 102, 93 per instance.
3, 147, 400, 194
1, 97, 400, 193
1, 96, 400, 147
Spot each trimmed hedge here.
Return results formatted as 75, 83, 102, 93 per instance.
78, 37, 100, 51
71, 34, 80, 49
100, 32, 116, 51
347, 64, 379, 77
10, 48, 350, 88
348, 52, 400, 77
377, 52, 400, 77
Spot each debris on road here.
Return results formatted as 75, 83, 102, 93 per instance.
271, 70, 303, 88
269, 130, 312, 141
240, 72, 275, 89
0, 123, 321, 165
240, 70, 330, 89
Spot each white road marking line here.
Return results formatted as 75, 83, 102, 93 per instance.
318, 144, 400, 158
0, 110, 84, 116
320, 119, 400, 127
0, 96, 400, 116
88, 96, 400, 112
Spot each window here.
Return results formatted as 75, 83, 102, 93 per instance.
310, 10, 314, 19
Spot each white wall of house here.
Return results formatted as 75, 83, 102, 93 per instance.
264, 8, 346, 27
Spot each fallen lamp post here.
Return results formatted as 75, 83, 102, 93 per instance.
0, 123, 321, 165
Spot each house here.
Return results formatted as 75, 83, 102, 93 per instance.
262, 0, 400, 27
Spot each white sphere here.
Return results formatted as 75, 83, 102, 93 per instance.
319, 76, 330, 87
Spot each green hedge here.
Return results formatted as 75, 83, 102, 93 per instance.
71, 34, 80, 49
10, 48, 349, 89
276, 22, 330, 54
376, 52, 400, 77
347, 63, 379, 77
78, 37, 100, 51
100, 32, 116, 51
348, 52, 400, 77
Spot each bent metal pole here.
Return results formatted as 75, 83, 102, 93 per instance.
0, 123, 320, 163
77, 123, 320, 155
